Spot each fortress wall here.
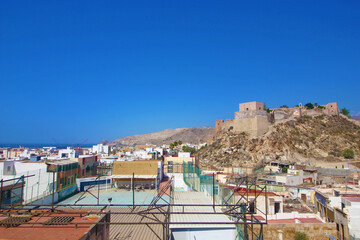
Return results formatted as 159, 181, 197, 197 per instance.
221, 116, 270, 137
256, 115, 271, 136
234, 110, 268, 119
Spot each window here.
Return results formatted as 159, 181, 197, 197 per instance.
7, 166, 11, 172
246, 108, 249, 111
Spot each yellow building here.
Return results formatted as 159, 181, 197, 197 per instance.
112, 160, 163, 189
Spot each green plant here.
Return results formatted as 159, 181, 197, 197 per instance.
264, 103, 271, 113
305, 103, 314, 109
280, 105, 289, 108
282, 166, 289, 173
182, 146, 196, 154
342, 148, 355, 159
341, 108, 351, 118
170, 140, 183, 149
294, 232, 308, 240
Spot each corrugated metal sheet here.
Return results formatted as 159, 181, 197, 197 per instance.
170, 192, 236, 229
109, 207, 165, 240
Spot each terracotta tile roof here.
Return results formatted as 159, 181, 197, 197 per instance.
0, 209, 103, 240
268, 219, 295, 223
297, 218, 322, 223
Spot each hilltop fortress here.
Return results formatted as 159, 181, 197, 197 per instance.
215, 101, 340, 138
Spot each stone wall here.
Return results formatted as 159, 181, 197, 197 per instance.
219, 115, 270, 137
254, 223, 337, 240
234, 110, 268, 119
215, 119, 224, 134
239, 101, 264, 111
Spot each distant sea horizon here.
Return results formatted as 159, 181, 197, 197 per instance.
0, 143, 96, 149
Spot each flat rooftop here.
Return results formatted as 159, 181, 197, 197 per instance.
0, 209, 104, 240
58, 188, 170, 205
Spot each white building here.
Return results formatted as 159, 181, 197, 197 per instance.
341, 196, 360, 239
92, 144, 110, 154
58, 147, 79, 158
0, 161, 56, 204
276, 169, 317, 186
155, 147, 165, 156
133, 150, 152, 159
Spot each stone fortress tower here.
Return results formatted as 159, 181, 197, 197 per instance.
215, 101, 340, 138
216, 101, 273, 138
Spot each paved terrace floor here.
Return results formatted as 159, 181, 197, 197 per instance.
58, 188, 170, 205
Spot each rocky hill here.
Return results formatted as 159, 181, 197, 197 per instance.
199, 115, 360, 170
108, 127, 215, 147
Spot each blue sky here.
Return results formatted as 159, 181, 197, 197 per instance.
1, 0, 359, 144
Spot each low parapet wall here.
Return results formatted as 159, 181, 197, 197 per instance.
316, 167, 351, 177
254, 222, 337, 240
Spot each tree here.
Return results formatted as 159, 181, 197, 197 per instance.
280, 105, 289, 108
341, 108, 351, 117
178, 140, 183, 145
282, 166, 289, 173
342, 149, 354, 159
304, 103, 314, 109
182, 146, 196, 154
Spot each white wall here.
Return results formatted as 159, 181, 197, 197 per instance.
0, 162, 56, 204
171, 228, 236, 240
276, 175, 302, 186
346, 201, 360, 238
92, 144, 109, 154
166, 173, 189, 191
178, 152, 191, 158
133, 150, 151, 159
